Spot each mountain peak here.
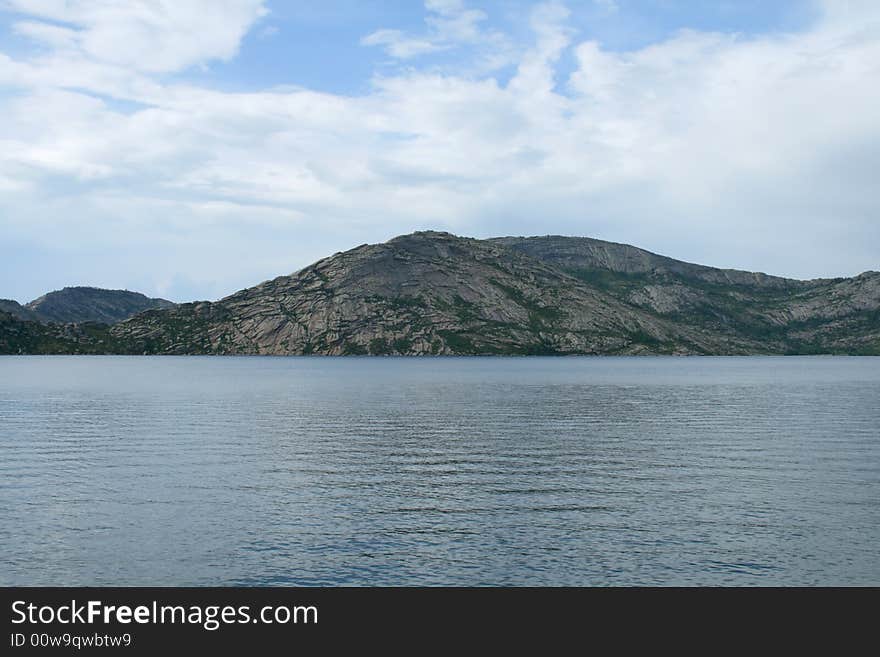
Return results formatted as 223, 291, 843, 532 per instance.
385, 230, 462, 246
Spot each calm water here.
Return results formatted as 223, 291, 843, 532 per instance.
1, 356, 878, 586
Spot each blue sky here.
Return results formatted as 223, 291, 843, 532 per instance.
0, 1, 877, 303
0, 2, 816, 86
178, 1, 816, 94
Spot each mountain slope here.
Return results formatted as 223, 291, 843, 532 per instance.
4, 231, 878, 356
24, 287, 175, 324
492, 235, 880, 354
0, 311, 122, 355
110, 231, 761, 355
489, 235, 811, 289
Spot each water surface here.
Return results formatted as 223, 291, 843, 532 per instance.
1, 356, 878, 585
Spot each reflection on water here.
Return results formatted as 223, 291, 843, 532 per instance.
1, 355, 878, 585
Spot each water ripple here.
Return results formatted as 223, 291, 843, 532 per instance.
0, 355, 878, 585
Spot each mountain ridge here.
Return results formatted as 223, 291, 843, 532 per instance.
2, 231, 878, 355
489, 234, 843, 288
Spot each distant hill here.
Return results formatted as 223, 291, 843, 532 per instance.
24, 287, 175, 324
0, 299, 41, 323
2, 232, 878, 355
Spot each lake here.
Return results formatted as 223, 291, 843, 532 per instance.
1, 355, 878, 586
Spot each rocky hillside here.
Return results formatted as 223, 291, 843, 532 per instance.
24, 287, 174, 324
111, 232, 754, 355
0, 299, 41, 322
1, 286, 175, 354
490, 235, 810, 289
108, 231, 878, 356
3, 231, 878, 356
493, 236, 880, 354
0, 311, 124, 355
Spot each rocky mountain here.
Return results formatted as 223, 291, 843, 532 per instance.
0, 286, 175, 354
107, 231, 878, 356
3, 231, 878, 356
23, 287, 175, 324
492, 236, 880, 354
489, 235, 811, 289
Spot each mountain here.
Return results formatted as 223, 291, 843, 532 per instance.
3, 231, 878, 356
488, 235, 811, 289
107, 231, 879, 356
0, 286, 176, 354
23, 287, 175, 324
492, 236, 880, 354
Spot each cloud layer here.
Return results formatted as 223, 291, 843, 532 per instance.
1, 0, 878, 302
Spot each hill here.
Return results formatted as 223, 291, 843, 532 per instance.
107, 231, 880, 355
24, 287, 175, 324
0, 299, 41, 322
3, 232, 877, 355
492, 236, 880, 354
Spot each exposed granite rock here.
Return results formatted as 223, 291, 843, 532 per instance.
109, 231, 861, 356
4, 232, 878, 355
493, 235, 879, 354
490, 235, 813, 290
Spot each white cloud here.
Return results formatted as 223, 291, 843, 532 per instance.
361, 29, 445, 59
508, 2, 573, 102
6, 0, 267, 73
1, 0, 879, 302
361, 0, 503, 63
12, 20, 79, 49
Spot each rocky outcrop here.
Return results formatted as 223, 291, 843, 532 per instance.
493, 235, 879, 354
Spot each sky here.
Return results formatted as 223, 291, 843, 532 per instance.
1, 0, 878, 303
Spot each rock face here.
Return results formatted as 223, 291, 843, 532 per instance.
107, 231, 879, 356
24, 287, 175, 324
492, 235, 880, 354
489, 235, 808, 289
